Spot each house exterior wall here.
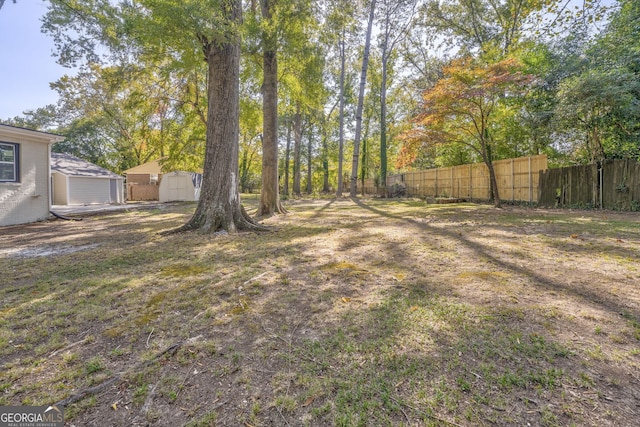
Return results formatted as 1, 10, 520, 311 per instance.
52, 172, 69, 205
0, 133, 52, 227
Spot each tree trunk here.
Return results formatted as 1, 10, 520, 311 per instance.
240, 145, 249, 193
321, 122, 330, 193
283, 119, 291, 198
175, 0, 264, 233
486, 159, 502, 208
258, 0, 285, 216
306, 123, 313, 194
336, 33, 346, 198
361, 136, 367, 196
481, 142, 501, 208
361, 112, 372, 196
349, 0, 376, 197
293, 104, 302, 196
380, 53, 388, 195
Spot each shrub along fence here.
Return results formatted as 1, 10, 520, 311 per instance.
359, 155, 547, 204
538, 158, 640, 210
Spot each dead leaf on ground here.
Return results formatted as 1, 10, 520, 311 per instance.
303, 395, 318, 406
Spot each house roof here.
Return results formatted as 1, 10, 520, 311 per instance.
122, 159, 164, 175
0, 124, 65, 143
51, 152, 122, 179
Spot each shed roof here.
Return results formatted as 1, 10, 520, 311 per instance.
51, 152, 122, 179
123, 159, 164, 175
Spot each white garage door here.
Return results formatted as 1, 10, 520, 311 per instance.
69, 177, 111, 205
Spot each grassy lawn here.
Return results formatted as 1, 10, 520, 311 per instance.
1, 197, 639, 426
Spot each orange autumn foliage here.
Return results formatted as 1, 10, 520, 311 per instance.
398, 57, 533, 169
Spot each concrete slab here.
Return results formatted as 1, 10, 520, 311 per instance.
50, 202, 165, 217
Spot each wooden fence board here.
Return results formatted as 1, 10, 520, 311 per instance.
369, 155, 546, 202
127, 183, 159, 201
538, 159, 639, 210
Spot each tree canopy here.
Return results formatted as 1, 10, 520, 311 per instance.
2, 0, 634, 208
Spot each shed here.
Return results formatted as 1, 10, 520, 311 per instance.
123, 159, 164, 201
159, 171, 202, 202
0, 124, 64, 227
51, 152, 124, 205
123, 158, 164, 184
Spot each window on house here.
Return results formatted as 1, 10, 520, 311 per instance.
0, 142, 19, 182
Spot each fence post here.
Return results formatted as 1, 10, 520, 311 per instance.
599, 162, 603, 209
511, 159, 515, 203
529, 156, 532, 205
469, 164, 472, 201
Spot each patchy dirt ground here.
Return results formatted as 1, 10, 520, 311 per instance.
1, 198, 639, 426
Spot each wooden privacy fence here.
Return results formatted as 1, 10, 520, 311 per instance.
538, 159, 640, 210
127, 183, 159, 201
363, 155, 547, 203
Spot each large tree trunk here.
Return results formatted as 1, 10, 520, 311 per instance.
349, 0, 376, 197
176, 0, 263, 233
336, 33, 346, 198
258, 0, 286, 216
380, 54, 388, 195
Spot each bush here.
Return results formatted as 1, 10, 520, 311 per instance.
387, 182, 406, 198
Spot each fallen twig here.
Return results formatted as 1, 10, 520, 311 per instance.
145, 328, 154, 349
260, 323, 290, 346
276, 406, 291, 427
53, 335, 202, 408
54, 375, 121, 407
243, 271, 269, 286
174, 360, 198, 401
50, 337, 91, 358
389, 396, 463, 427
395, 399, 412, 426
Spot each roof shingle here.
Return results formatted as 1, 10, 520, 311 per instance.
51, 152, 122, 179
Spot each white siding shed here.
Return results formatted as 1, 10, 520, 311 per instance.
159, 171, 202, 202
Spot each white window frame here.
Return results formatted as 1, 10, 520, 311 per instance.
0, 142, 19, 183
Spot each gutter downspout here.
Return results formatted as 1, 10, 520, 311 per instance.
47, 142, 53, 212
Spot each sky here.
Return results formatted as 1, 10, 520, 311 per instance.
0, 1, 70, 119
